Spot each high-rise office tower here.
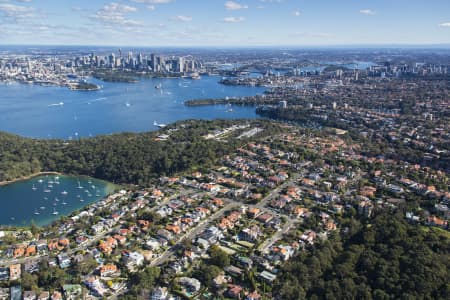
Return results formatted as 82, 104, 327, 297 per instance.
179, 57, 184, 73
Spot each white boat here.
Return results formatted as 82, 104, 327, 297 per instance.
44, 189, 51, 193
55, 197, 59, 202
52, 208, 59, 215
48, 102, 64, 107
77, 180, 83, 189
80, 198, 84, 202
34, 209, 40, 215
190, 73, 201, 80
153, 121, 167, 128
32, 184, 37, 191
40, 206, 46, 210
61, 190, 68, 195
38, 179, 43, 183
62, 201, 67, 205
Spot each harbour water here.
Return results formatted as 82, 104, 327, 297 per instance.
0, 175, 115, 227
0, 76, 265, 139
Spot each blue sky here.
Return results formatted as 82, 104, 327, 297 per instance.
0, 0, 449, 46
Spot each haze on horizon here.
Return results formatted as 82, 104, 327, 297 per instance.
0, 0, 449, 47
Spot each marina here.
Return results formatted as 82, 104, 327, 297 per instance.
0, 175, 115, 226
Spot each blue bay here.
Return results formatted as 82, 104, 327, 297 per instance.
0, 175, 115, 227
0, 76, 264, 139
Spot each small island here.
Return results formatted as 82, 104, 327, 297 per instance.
68, 81, 101, 91
185, 98, 231, 106
184, 95, 277, 107
92, 70, 139, 83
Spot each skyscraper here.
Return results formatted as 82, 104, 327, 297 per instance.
109, 53, 115, 68
150, 54, 156, 71
179, 57, 184, 73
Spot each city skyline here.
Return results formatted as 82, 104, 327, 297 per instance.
0, 0, 449, 47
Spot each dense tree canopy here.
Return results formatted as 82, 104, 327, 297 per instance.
0, 120, 281, 185
275, 213, 450, 300
127, 266, 161, 298
208, 245, 231, 268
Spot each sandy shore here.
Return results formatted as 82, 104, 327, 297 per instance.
0, 172, 61, 187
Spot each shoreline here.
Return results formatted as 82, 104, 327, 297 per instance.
0, 171, 61, 187
0, 175, 119, 228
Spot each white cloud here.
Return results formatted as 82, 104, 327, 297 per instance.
360, 9, 376, 16
292, 10, 300, 17
130, 0, 173, 3
147, 5, 155, 11
223, 16, 245, 23
172, 15, 192, 22
292, 32, 331, 39
103, 3, 137, 13
438, 22, 450, 27
0, 3, 34, 19
93, 2, 141, 27
225, 1, 248, 10
259, 0, 283, 3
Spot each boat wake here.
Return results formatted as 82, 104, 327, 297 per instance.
48, 102, 64, 107
87, 97, 107, 104
153, 121, 167, 128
